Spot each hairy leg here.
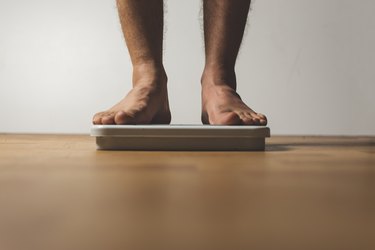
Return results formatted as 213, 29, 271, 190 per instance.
93, 0, 170, 125
201, 0, 267, 125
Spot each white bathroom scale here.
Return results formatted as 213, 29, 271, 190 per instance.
91, 125, 270, 151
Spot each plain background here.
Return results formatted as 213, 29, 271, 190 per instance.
0, 0, 374, 135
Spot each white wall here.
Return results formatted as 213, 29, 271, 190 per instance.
0, 0, 374, 135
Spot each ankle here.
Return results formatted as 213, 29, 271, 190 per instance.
132, 62, 167, 87
201, 65, 237, 90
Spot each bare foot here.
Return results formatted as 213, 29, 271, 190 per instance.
93, 66, 171, 125
201, 80, 267, 126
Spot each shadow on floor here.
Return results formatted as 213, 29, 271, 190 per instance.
265, 145, 291, 152
271, 137, 373, 148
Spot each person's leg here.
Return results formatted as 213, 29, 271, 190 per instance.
93, 0, 170, 125
201, 0, 267, 125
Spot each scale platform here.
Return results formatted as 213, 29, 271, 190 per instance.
91, 125, 270, 151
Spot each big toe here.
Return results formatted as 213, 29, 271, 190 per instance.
114, 111, 135, 124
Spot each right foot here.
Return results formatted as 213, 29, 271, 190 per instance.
93, 65, 171, 125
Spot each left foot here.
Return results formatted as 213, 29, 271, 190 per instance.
201, 75, 267, 125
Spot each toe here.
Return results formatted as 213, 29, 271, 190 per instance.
92, 117, 100, 125
114, 111, 134, 124
244, 112, 267, 126
241, 117, 254, 125
101, 113, 115, 124
259, 118, 267, 125
256, 113, 268, 125
257, 113, 267, 120
243, 114, 260, 125
241, 113, 257, 125
92, 112, 104, 125
251, 116, 261, 124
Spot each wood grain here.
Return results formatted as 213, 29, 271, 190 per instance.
0, 134, 374, 250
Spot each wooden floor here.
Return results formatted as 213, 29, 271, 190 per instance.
0, 134, 374, 250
